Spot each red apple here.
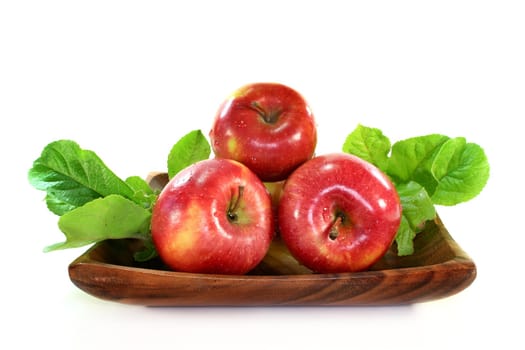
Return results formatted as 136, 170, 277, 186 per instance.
151, 158, 274, 274
209, 82, 317, 182
278, 153, 402, 273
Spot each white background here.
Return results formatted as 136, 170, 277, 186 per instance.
1, 1, 523, 349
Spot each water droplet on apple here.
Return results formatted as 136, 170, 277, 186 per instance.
235, 120, 247, 128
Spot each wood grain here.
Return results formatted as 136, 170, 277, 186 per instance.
67, 173, 476, 306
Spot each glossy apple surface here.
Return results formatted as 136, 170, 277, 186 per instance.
151, 158, 274, 274
209, 82, 317, 182
278, 153, 402, 273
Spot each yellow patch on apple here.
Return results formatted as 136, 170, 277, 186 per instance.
227, 137, 239, 156
167, 201, 202, 254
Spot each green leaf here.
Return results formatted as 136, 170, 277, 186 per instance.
395, 217, 416, 256
45, 195, 151, 252
342, 124, 391, 171
133, 237, 158, 262
430, 138, 490, 205
125, 176, 157, 210
125, 176, 154, 195
167, 130, 210, 179
28, 140, 136, 214
395, 181, 436, 255
397, 181, 436, 228
45, 193, 77, 216
387, 134, 449, 194
45, 192, 78, 216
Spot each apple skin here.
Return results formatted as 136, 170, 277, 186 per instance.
209, 82, 317, 182
278, 153, 402, 273
151, 158, 274, 275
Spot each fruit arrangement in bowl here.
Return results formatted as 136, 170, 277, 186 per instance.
28, 82, 490, 305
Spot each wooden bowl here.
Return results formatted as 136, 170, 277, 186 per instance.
67, 173, 476, 306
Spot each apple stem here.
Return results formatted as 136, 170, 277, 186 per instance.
328, 214, 344, 240
251, 101, 281, 124
227, 186, 245, 222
